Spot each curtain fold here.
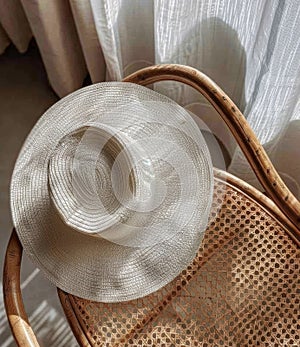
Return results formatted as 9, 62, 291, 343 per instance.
69, 0, 106, 83
20, 0, 87, 96
0, 23, 10, 54
0, 0, 299, 195
0, 0, 32, 53
90, 0, 155, 80
228, 0, 300, 196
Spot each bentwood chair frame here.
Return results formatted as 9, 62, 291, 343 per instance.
3, 64, 300, 346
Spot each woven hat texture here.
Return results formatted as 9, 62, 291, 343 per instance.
11, 82, 213, 302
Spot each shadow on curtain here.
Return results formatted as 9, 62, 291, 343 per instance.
155, 17, 246, 167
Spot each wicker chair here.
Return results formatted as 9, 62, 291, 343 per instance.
3, 65, 300, 347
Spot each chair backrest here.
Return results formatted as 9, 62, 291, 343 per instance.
124, 64, 300, 239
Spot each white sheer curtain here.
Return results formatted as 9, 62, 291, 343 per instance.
171, 0, 300, 197
1, 0, 300, 195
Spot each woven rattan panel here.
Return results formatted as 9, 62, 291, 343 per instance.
67, 178, 299, 346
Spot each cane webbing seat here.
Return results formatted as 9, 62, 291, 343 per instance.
4, 64, 300, 347
58, 171, 299, 347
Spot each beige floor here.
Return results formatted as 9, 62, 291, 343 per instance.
0, 42, 77, 346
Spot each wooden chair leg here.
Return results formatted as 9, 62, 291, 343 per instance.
3, 229, 40, 347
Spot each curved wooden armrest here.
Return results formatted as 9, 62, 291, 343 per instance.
124, 64, 300, 240
3, 229, 40, 347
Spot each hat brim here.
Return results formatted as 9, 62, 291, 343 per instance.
10, 82, 213, 302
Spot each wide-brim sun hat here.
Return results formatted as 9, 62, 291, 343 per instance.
10, 82, 213, 302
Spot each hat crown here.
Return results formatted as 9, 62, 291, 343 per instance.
49, 125, 136, 234
48, 123, 174, 247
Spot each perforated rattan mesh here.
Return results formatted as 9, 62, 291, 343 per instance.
65, 177, 299, 346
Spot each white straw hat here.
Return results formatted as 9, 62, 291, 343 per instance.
10, 82, 213, 302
